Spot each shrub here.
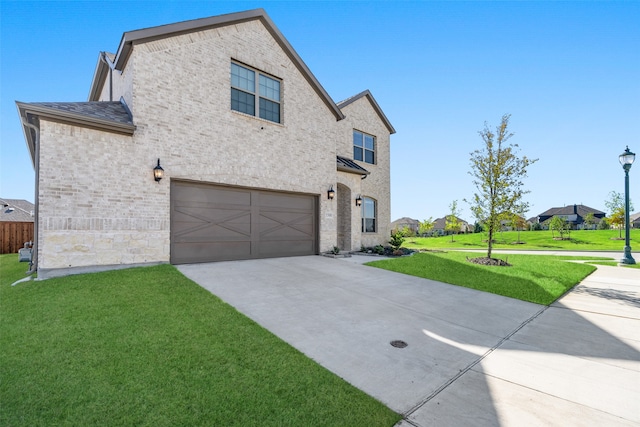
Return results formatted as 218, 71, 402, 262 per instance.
389, 231, 405, 250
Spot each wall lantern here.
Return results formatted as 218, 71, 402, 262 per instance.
153, 158, 164, 183
355, 195, 363, 206
327, 185, 335, 200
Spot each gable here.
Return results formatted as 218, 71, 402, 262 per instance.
338, 90, 395, 135
89, 8, 344, 121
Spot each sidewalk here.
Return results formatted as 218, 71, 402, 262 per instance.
400, 263, 640, 426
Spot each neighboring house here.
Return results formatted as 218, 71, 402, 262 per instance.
391, 217, 420, 234
17, 9, 395, 279
536, 204, 606, 230
631, 212, 640, 229
0, 198, 35, 254
432, 216, 471, 235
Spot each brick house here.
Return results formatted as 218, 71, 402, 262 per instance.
17, 9, 395, 279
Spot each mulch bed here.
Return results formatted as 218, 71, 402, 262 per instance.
467, 257, 512, 267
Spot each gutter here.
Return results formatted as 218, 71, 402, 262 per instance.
19, 117, 40, 276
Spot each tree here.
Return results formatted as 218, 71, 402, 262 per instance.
549, 215, 569, 239
583, 212, 595, 230
466, 114, 538, 259
418, 217, 434, 237
445, 200, 461, 242
508, 210, 528, 243
605, 191, 634, 238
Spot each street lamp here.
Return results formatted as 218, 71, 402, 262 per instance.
618, 146, 636, 265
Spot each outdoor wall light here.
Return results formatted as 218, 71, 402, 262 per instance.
153, 158, 164, 183
619, 146, 635, 265
327, 185, 335, 200
355, 195, 363, 206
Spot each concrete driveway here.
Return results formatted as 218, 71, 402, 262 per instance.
177, 255, 640, 426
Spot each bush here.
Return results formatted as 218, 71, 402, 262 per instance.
373, 245, 385, 255
389, 231, 405, 250
597, 219, 610, 230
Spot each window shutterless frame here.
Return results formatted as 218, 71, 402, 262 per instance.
353, 130, 375, 164
361, 196, 377, 233
231, 62, 281, 123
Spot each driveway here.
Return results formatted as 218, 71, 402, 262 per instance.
177, 255, 640, 426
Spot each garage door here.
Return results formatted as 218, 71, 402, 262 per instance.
170, 181, 318, 264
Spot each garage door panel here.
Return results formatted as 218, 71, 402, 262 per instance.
173, 241, 252, 263
171, 181, 317, 264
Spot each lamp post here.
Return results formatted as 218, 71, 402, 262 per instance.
619, 146, 635, 265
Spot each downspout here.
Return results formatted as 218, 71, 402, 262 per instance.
100, 51, 115, 101
21, 117, 40, 276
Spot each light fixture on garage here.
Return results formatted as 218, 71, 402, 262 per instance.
355, 195, 362, 207
153, 158, 164, 183
327, 185, 335, 200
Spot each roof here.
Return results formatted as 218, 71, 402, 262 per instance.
0, 198, 35, 222
433, 216, 469, 229
391, 217, 420, 226
336, 155, 370, 177
337, 90, 395, 134
88, 8, 345, 121
16, 100, 135, 165
537, 204, 605, 218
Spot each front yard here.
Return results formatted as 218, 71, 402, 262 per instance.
367, 252, 602, 305
0, 255, 400, 427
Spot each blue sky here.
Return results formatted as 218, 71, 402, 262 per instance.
1, 1, 639, 222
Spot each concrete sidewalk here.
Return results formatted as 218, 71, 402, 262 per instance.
178, 255, 640, 426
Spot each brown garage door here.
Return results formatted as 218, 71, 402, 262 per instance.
170, 181, 318, 264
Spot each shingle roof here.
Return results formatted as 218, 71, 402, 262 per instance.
336, 155, 370, 176
538, 204, 605, 218
16, 100, 136, 165
27, 102, 133, 126
0, 198, 35, 222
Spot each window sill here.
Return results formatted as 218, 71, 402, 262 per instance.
231, 110, 284, 127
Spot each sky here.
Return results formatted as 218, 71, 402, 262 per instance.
1, 0, 639, 223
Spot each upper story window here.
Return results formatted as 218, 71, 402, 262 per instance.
231, 62, 281, 123
361, 197, 377, 233
353, 130, 375, 164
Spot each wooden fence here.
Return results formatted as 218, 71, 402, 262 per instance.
0, 222, 34, 254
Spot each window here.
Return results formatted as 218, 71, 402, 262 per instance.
361, 197, 376, 233
231, 62, 281, 123
353, 130, 375, 164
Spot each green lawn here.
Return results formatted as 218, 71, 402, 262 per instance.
0, 255, 400, 427
366, 252, 602, 305
403, 229, 640, 251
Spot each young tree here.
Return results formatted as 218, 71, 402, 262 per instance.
583, 212, 595, 230
418, 217, 434, 237
466, 114, 538, 259
605, 191, 634, 238
445, 200, 461, 242
549, 215, 569, 239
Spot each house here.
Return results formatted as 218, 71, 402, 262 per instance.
536, 204, 605, 230
16, 9, 395, 279
0, 198, 35, 254
432, 216, 471, 235
631, 212, 640, 229
391, 217, 420, 234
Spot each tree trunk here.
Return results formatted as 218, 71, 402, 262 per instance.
487, 225, 494, 258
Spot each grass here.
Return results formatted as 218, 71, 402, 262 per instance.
403, 229, 640, 251
366, 252, 603, 305
0, 255, 400, 427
